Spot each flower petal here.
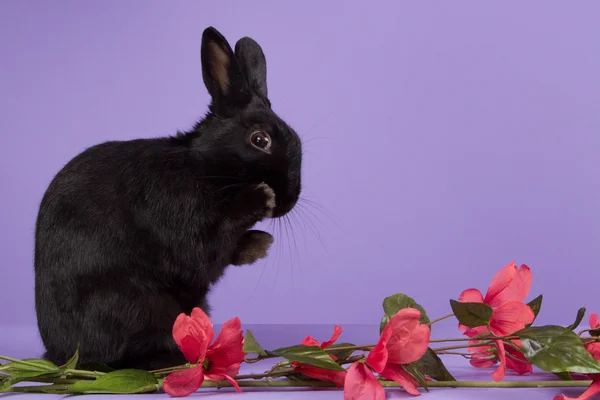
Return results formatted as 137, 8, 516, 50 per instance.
485, 262, 532, 308
380, 364, 421, 396
484, 261, 517, 306
294, 364, 347, 388
491, 340, 507, 382
505, 354, 532, 375
470, 358, 497, 369
172, 308, 214, 354
489, 301, 535, 336
553, 378, 600, 400
585, 343, 600, 362
463, 325, 489, 338
344, 362, 385, 400
385, 308, 431, 365
590, 313, 599, 330
172, 314, 199, 350
366, 320, 393, 373
172, 313, 189, 348
163, 366, 204, 397
205, 373, 242, 392
180, 334, 208, 364
321, 325, 343, 348
191, 307, 215, 345
206, 317, 245, 377
459, 288, 484, 303
468, 340, 496, 369
300, 335, 321, 347
504, 341, 533, 375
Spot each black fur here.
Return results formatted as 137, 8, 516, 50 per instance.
34, 27, 302, 370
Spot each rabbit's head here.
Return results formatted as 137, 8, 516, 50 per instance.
191, 27, 302, 218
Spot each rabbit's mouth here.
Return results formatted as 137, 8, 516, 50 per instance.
272, 201, 296, 218
270, 180, 301, 219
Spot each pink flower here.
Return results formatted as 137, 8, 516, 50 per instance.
465, 326, 532, 382
344, 362, 385, 400
553, 381, 600, 400
504, 341, 533, 375
590, 313, 600, 330
163, 308, 245, 397
344, 308, 431, 398
554, 313, 600, 400
459, 261, 535, 336
292, 325, 347, 387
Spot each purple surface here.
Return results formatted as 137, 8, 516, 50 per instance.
0, 324, 589, 399
0, 0, 599, 379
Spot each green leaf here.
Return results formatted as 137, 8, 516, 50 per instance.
243, 330, 267, 356
325, 343, 357, 361
526, 295, 543, 327
417, 348, 456, 382
69, 369, 159, 394
0, 371, 62, 392
37, 384, 72, 394
402, 363, 428, 391
449, 300, 493, 328
286, 373, 318, 381
566, 308, 586, 331
61, 343, 80, 369
517, 325, 600, 374
272, 345, 345, 371
380, 293, 430, 333
0, 358, 59, 374
554, 372, 573, 381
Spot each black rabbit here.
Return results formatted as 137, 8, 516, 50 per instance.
34, 27, 302, 370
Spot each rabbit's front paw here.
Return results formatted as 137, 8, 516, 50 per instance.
231, 230, 274, 266
228, 182, 276, 222
255, 182, 276, 218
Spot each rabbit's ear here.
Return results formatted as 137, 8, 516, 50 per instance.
201, 27, 251, 115
235, 37, 268, 99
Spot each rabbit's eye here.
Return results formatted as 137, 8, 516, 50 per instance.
249, 130, 272, 152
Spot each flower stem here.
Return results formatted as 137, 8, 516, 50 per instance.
432, 342, 493, 352
65, 369, 105, 378
150, 364, 191, 376
430, 337, 475, 343
323, 344, 375, 352
434, 351, 472, 359
428, 313, 455, 326
504, 353, 529, 364
235, 368, 295, 380
200, 379, 593, 389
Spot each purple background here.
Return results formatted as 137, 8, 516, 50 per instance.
1, 0, 599, 331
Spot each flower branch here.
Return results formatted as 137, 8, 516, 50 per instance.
2, 261, 600, 400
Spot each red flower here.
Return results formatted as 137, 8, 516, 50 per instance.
459, 261, 534, 336
590, 313, 600, 330
504, 341, 533, 375
292, 325, 347, 387
553, 381, 600, 400
344, 362, 385, 400
554, 313, 600, 400
465, 326, 532, 381
344, 308, 431, 398
163, 308, 245, 397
